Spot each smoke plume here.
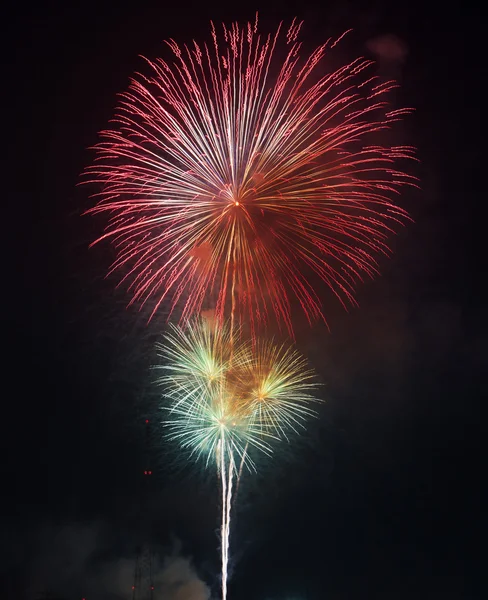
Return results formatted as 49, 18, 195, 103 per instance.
26, 522, 211, 599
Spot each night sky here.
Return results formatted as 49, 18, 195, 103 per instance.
3, 0, 483, 598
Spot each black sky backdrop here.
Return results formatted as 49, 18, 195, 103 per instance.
3, 0, 484, 598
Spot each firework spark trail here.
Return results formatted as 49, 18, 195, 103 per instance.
218, 439, 234, 600
85, 17, 416, 335
156, 319, 320, 598
220, 443, 228, 600
233, 442, 248, 504
224, 452, 234, 600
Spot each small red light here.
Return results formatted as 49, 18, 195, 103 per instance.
149, 470, 152, 475
145, 419, 149, 423
151, 586, 154, 590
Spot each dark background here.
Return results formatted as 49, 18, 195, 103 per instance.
3, 0, 483, 598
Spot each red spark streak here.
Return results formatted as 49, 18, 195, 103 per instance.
84, 17, 417, 335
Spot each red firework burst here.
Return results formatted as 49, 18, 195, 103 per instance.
85, 16, 416, 335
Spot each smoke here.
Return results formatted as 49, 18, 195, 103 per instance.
154, 549, 211, 600
26, 522, 211, 599
366, 34, 408, 64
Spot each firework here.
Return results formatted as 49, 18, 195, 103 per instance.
157, 319, 319, 469
155, 318, 320, 599
85, 16, 416, 334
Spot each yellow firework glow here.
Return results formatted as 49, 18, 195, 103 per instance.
156, 319, 320, 471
